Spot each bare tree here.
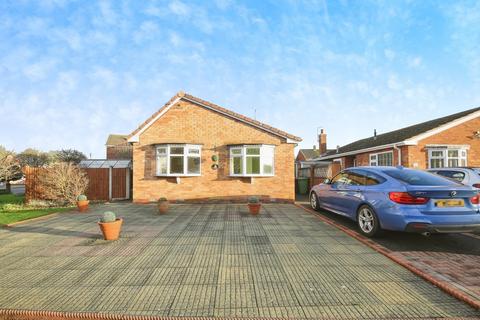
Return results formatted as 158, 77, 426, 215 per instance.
0, 147, 21, 193
38, 162, 89, 205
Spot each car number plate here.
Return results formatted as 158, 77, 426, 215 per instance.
435, 199, 465, 207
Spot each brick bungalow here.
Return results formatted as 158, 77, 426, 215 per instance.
123, 91, 302, 203
316, 107, 480, 169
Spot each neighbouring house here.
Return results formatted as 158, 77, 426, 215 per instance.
316, 107, 480, 169
106, 134, 133, 159
295, 129, 329, 177
125, 91, 302, 203
295, 129, 340, 191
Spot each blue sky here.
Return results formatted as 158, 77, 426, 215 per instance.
1, 0, 480, 158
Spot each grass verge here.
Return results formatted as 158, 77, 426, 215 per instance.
0, 194, 74, 226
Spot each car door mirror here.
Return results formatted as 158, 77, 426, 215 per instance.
323, 178, 331, 184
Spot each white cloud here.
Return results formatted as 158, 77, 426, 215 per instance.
387, 74, 401, 90
169, 0, 191, 17
408, 56, 422, 68
51, 28, 82, 50
215, 0, 233, 10
23, 59, 57, 81
133, 21, 160, 43
384, 49, 396, 60
144, 5, 163, 18
88, 31, 116, 47
169, 32, 182, 47
90, 67, 118, 89
99, 1, 117, 25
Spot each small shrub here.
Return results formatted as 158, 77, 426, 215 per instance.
1, 203, 26, 212
248, 196, 260, 204
77, 195, 87, 201
101, 211, 116, 223
27, 199, 59, 208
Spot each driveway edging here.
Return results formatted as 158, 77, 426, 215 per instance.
294, 203, 480, 310
1, 308, 479, 320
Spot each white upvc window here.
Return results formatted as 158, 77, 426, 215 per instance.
428, 147, 467, 169
369, 151, 393, 166
229, 145, 275, 177
156, 144, 201, 176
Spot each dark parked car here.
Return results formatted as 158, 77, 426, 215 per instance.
310, 166, 480, 237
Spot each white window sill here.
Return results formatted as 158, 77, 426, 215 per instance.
229, 174, 275, 178
156, 174, 201, 177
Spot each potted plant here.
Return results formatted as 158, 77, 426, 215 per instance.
98, 211, 123, 240
248, 196, 261, 215
158, 197, 169, 214
76, 194, 89, 212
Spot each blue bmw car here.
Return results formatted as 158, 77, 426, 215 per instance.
309, 166, 480, 237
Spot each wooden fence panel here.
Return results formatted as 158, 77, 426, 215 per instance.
84, 168, 109, 200
24, 166, 44, 202
24, 166, 128, 202
111, 168, 127, 199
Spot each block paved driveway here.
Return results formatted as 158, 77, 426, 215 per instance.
0, 203, 477, 319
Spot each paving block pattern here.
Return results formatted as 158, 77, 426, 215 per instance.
0, 203, 478, 318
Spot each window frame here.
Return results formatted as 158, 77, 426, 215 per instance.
369, 151, 393, 166
229, 145, 275, 177
427, 148, 468, 169
155, 144, 202, 177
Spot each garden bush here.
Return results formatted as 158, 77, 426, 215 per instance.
38, 162, 89, 205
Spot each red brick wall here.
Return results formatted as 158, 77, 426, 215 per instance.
106, 146, 133, 160
406, 117, 480, 169
132, 100, 296, 202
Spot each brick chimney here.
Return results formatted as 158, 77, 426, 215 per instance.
319, 129, 327, 154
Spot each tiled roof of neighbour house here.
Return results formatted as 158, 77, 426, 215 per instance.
106, 134, 129, 146
299, 149, 320, 160
127, 91, 302, 142
320, 106, 480, 159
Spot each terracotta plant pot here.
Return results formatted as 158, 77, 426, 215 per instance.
248, 203, 261, 215
98, 218, 123, 240
158, 201, 169, 214
77, 200, 89, 212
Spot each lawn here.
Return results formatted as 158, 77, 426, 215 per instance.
0, 194, 74, 226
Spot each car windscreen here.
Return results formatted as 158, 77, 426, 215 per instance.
382, 169, 460, 186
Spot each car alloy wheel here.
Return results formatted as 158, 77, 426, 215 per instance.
357, 205, 380, 237
310, 192, 319, 211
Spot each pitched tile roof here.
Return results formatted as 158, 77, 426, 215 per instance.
128, 91, 302, 142
322, 106, 480, 158
299, 149, 320, 160
106, 134, 128, 146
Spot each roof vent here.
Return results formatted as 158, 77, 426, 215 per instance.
336, 145, 340, 153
